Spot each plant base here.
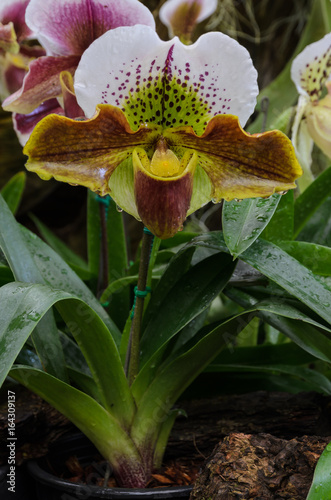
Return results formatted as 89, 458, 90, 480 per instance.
27, 433, 193, 499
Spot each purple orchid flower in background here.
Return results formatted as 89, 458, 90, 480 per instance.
2, 0, 155, 143
0, 0, 44, 99
2, 0, 155, 114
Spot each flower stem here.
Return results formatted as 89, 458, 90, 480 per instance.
127, 228, 154, 385
98, 202, 109, 294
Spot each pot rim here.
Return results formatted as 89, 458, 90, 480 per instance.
27, 456, 193, 499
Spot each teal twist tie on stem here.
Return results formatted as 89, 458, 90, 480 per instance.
143, 227, 153, 236
95, 194, 111, 219
95, 194, 111, 207
130, 285, 152, 319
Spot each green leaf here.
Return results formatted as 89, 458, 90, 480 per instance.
0, 263, 14, 286
132, 310, 256, 449
296, 197, 331, 246
59, 331, 90, 375
100, 275, 138, 302
207, 363, 331, 395
29, 213, 91, 280
0, 282, 69, 387
278, 241, 331, 276
87, 190, 101, 287
142, 244, 195, 328
0, 194, 67, 381
106, 197, 130, 329
140, 252, 236, 367
0, 281, 135, 426
306, 442, 331, 500
10, 366, 143, 474
222, 195, 281, 257
192, 233, 331, 325
132, 296, 331, 449
0, 172, 26, 214
294, 165, 331, 238
226, 287, 331, 364
56, 298, 135, 425
262, 191, 294, 242
159, 231, 199, 249
67, 367, 102, 403
20, 224, 121, 346
209, 343, 314, 368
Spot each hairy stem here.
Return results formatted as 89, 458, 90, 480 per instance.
127, 229, 154, 385
97, 202, 109, 297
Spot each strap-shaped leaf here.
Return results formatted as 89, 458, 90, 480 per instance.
226, 287, 331, 364
140, 251, 236, 366
132, 298, 331, 450
0, 194, 67, 381
10, 366, 143, 477
261, 191, 294, 242
294, 165, 331, 238
0, 282, 135, 427
192, 232, 331, 324
278, 241, 331, 276
20, 223, 121, 345
306, 441, 331, 500
0, 172, 26, 214
29, 213, 91, 279
106, 197, 130, 330
223, 194, 281, 257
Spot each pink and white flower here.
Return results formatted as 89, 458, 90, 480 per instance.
2, 0, 155, 113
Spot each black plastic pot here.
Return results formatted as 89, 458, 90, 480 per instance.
27, 433, 193, 499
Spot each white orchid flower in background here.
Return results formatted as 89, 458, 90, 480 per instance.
291, 32, 331, 191
159, 0, 217, 43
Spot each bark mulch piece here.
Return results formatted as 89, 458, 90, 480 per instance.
190, 432, 330, 500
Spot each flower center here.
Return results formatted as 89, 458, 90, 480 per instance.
150, 148, 181, 177
149, 137, 182, 178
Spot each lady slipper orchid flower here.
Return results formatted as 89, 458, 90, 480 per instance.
24, 25, 302, 239
2, 0, 155, 113
291, 33, 331, 190
159, 0, 217, 43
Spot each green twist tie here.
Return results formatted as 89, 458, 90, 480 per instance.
95, 194, 111, 207
134, 285, 151, 298
143, 227, 154, 236
130, 286, 152, 319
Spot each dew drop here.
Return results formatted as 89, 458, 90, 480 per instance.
116, 205, 123, 213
